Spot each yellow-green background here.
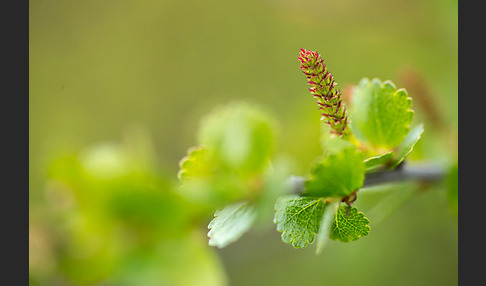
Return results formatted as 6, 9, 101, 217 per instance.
30, 0, 458, 285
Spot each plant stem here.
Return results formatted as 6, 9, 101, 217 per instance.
287, 161, 446, 195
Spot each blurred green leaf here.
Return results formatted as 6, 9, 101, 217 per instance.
177, 147, 248, 210
350, 78, 414, 152
208, 202, 256, 248
364, 151, 395, 172
197, 101, 276, 173
391, 123, 424, 168
206, 157, 293, 248
178, 101, 279, 210
177, 146, 211, 183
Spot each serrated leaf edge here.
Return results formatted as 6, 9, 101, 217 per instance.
274, 196, 325, 248
207, 201, 256, 248
330, 206, 371, 242
354, 78, 415, 150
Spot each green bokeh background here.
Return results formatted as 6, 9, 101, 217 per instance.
30, 0, 458, 285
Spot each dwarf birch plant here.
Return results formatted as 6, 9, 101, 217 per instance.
177, 49, 444, 253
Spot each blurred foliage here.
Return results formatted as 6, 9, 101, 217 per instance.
178, 102, 279, 209
446, 161, 458, 216
31, 128, 227, 285
182, 101, 292, 248
30, 0, 457, 285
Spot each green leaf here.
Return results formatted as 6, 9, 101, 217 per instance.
177, 146, 210, 183
207, 202, 256, 248
274, 196, 325, 248
197, 102, 276, 173
176, 147, 249, 209
330, 205, 371, 242
177, 103, 280, 208
304, 143, 365, 198
206, 157, 294, 248
364, 151, 395, 172
390, 123, 424, 168
350, 78, 414, 151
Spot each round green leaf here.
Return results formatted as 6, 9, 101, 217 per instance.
350, 78, 414, 151
304, 143, 365, 198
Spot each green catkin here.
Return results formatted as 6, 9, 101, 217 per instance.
298, 48, 350, 138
